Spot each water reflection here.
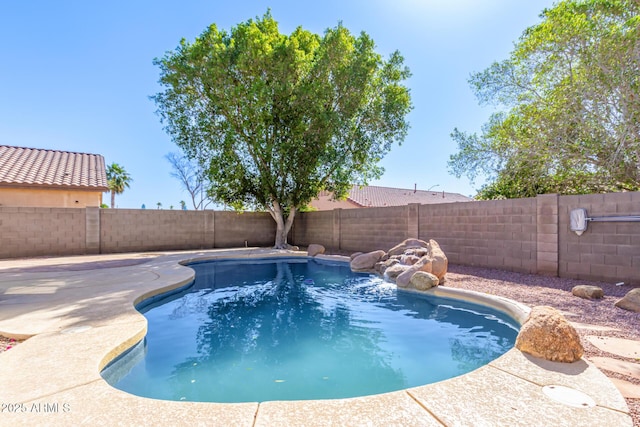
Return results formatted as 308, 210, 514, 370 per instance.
109, 258, 517, 403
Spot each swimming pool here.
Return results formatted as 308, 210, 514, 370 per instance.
102, 257, 519, 403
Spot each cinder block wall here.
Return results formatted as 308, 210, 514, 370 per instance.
295, 200, 538, 273
1, 192, 638, 285
0, 208, 275, 258
340, 206, 408, 252
418, 198, 538, 274
293, 192, 640, 284
0, 207, 87, 258
292, 210, 334, 248
558, 192, 640, 284
100, 209, 215, 253
100, 210, 276, 253
213, 211, 276, 247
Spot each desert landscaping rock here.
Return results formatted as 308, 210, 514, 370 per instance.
587, 336, 640, 359
572, 285, 604, 300
350, 250, 386, 271
307, 244, 325, 257
370, 238, 448, 288
410, 271, 439, 290
350, 252, 363, 261
387, 238, 430, 257
400, 254, 420, 265
427, 240, 448, 279
395, 256, 435, 286
515, 306, 584, 363
379, 258, 399, 273
615, 288, 640, 313
396, 265, 420, 287
414, 256, 434, 274
385, 263, 412, 281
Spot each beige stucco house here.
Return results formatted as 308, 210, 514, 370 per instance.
310, 185, 472, 210
0, 145, 108, 208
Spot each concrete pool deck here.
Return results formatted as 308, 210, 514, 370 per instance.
0, 249, 632, 426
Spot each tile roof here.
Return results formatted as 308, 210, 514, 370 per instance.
341, 185, 472, 207
347, 185, 472, 206
0, 145, 108, 190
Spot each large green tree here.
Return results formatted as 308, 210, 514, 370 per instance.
153, 12, 412, 248
106, 163, 132, 208
449, 0, 640, 199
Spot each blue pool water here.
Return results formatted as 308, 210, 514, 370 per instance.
103, 258, 518, 402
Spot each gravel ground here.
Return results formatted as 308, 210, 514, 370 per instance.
1, 264, 638, 424
445, 264, 640, 426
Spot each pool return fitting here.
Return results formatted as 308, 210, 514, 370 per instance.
569, 208, 640, 236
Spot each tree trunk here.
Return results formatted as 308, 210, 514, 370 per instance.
270, 201, 297, 249
110, 190, 116, 208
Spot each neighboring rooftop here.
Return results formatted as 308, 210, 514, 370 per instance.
311, 185, 472, 210
347, 185, 472, 206
0, 145, 108, 190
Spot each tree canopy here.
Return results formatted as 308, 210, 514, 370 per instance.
153, 11, 412, 247
448, 0, 640, 199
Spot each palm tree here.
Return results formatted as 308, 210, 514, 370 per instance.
106, 163, 132, 208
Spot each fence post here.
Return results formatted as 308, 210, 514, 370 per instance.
333, 208, 341, 251
408, 203, 420, 238
86, 207, 100, 254
536, 194, 559, 276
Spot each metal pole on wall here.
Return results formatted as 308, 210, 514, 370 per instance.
570, 208, 640, 236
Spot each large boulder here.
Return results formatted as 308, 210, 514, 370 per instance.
395, 256, 435, 287
427, 240, 448, 279
396, 265, 419, 287
400, 254, 420, 265
571, 285, 604, 300
350, 250, 386, 271
387, 238, 430, 257
515, 306, 583, 363
615, 288, 640, 313
380, 258, 400, 273
414, 256, 434, 274
307, 244, 325, 257
413, 248, 429, 258
385, 263, 413, 281
410, 271, 439, 290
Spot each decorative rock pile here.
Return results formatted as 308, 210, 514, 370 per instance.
346, 240, 593, 363
350, 238, 448, 291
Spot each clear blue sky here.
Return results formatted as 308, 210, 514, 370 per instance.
1, 0, 555, 209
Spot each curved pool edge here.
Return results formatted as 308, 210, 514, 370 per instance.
404, 285, 531, 325
0, 248, 632, 427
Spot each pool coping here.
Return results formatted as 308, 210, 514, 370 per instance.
0, 248, 632, 426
